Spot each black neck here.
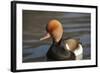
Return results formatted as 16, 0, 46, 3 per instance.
53, 39, 62, 46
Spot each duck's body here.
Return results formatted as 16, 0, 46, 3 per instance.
47, 41, 76, 61
40, 19, 83, 60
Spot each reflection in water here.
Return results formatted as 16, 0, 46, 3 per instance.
23, 10, 91, 63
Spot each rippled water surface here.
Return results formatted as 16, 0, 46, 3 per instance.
23, 10, 91, 63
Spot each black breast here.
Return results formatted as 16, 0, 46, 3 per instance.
46, 44, 76, 61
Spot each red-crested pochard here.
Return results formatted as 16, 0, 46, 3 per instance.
40, 19, 83, 61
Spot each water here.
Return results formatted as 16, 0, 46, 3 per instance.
23, 10, 91, 63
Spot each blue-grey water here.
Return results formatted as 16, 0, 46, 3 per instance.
23, 10, 91, 63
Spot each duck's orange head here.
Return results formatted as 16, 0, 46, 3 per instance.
40, 19, 63, 43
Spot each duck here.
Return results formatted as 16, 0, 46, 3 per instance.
40, 19, 83, 61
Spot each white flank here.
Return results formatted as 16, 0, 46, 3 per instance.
65, 44, 83, 60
